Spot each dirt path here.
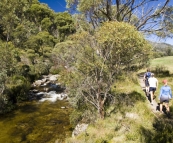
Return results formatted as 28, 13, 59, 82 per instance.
138, 74, 160, 118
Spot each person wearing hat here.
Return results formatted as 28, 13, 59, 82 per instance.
159, 79, 172, 113
148, 73, 158, 105
143, 68, 151, 95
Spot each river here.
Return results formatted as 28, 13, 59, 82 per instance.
0, 99, 73, 143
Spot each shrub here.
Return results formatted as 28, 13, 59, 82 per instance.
152, 65, 170, 77
5, 75, 31, 103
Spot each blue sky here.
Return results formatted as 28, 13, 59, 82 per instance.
39, 0, 173, 45
39, 0, 66, 12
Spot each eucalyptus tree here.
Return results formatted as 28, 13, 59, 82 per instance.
0, 69, 7, 114
54, 12, 76, 41
156, 5, 173, 38
72, 13, 93, 33
54, 22, 152, 119
25, 3, 55, 32
0, 0, 20, 42
66, 0, 170, 34
0, 0, 39, 45
11, 20, 39, 48
25, 31, 55, 54
0, 41, 19, 113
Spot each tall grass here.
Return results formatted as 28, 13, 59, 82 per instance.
150, 56, 173, 74
66, 56, 173, 143
66, 73, 155, 143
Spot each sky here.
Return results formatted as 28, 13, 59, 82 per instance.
39, 0, 67, 12
39, 0, 173, 46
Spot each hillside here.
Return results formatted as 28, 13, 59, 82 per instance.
148, 41, 173, 57
149, 41, 173, 49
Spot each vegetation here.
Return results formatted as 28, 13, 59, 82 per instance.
0, 0, 173, 142
151, 42, 173, 58
0, 0, 75, 113
66, 73, 155, 143
66, 56, 173, 143
150, 56, 173, 74
55, 21, 151, 120
66, 0, 171, 36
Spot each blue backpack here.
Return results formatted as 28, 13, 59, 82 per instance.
146, 72, 151, 79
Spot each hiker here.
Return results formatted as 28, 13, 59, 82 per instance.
159, 79, 172, 113
148, 73, 158, 105
143, 68, 151, 95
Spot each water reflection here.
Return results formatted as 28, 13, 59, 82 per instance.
0, 100, 73, 143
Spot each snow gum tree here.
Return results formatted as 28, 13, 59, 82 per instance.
55, 21, 152, 120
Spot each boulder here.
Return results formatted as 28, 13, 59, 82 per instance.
34, 80, 43, 86
49, 74, 60, 81
72, 123, 88, 137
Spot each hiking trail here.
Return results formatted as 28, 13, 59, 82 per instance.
138, 73, 160, 118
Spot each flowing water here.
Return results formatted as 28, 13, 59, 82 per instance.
0, 100, 73, 143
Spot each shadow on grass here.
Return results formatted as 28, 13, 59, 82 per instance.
108, 91, 146, 115
140, 117, 173, 143
117, 91, 146, 105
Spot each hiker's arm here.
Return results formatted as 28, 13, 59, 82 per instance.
159, 87, 162, 100
169, 87, 172, 98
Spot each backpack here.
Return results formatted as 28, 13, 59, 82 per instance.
145, 72, 151, 79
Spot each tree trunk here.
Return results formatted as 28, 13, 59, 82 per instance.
100, 101, 105, 119
98, 97, 105, 119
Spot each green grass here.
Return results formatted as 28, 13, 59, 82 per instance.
150, 56, 173, 73
66, 73, 155, 143
66, 56, 173, 143
149, 56, 173, 102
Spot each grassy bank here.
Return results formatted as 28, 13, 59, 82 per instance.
150, 56, 173, 74
66, 73, 155, 143
65, 56, 173, 143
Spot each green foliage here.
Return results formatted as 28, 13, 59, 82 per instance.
149, 119, 173, 143
72, 14, 93, 32
49, 66, 63, 74
96, 21, 152, 69
25, 31, 55, 54
25, 3, 54, 26
0, 42, 17, 75
66, 0, 170, 35
151, 65, 170, 77
66, 74, 155, 142
126, 132, 138, 141
0, 0, 76, 113
70, 110, 83, 126
152, 42, 173, 58
0, 70, 8, 114
0, 73, 31, 114
6, 75, 31, 102
55, 12, 76, 41
15, 64, 31, 80
41, 17, 53, 31
55, 21, 151, 120
156, 6, 173, 38
150, 56, 173, 74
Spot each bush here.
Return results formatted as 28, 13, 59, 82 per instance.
150, 119, 173, 143
5, 75, 31, 103
152, 65, 170, 77
49, 66, 62, 74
